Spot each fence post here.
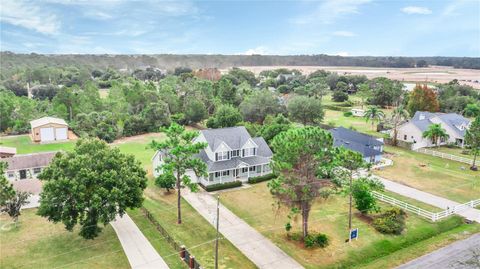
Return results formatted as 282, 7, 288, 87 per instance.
189, 256, 195, 269
180, 245, 186, 260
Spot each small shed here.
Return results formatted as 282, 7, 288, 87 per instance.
351, 108, 365, 117
30, 117, 69, 143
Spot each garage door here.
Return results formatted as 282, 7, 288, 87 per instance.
55, 128, 68, 140
40, 127, 55, 142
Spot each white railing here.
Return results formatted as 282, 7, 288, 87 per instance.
414, 148, 473, 165
372, 191, 479, 222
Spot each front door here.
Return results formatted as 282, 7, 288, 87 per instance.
19, 170, 27, 179
234, 169, 239, 178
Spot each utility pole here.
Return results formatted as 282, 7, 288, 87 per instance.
348, 170, 353, 242
215, 195, 220, 269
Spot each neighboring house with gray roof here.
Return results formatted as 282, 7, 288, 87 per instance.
330, 127, 384, 163
392, 111, 471, 150
3, 152, 57, 181
152, 126, 273, 187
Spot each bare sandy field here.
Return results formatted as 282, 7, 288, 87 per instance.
234, 66, 480, 89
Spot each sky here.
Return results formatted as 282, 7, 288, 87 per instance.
0, 0, 479, 56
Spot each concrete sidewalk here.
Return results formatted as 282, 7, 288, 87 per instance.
374, 175, 480, 222
396, 233, 480, 269
110, 214, 169, 269
183, 189, 304, 269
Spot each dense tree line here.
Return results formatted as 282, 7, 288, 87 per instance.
1, 64, 478, 143
2, 52, 479, 76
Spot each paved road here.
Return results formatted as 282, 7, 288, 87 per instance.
110, 214, 169, 269
183, 189, 304, 269
370, 175, 480, 222
397, 233, 480, 269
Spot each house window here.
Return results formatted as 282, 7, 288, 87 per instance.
404, 135, 407, 140
215, 172, 220, 177
215, 151, 229, 161
256, 165, 261, 172
243, 147, 256, 157
231, 150, 239, 157
249, 166, 256, 172
33, 167, 42, 174
242, 167, 248, 173
8, 172, 14, 178
222, 170, 230, 176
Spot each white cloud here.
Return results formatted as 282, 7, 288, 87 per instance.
291, 0, 372, 25
84, 11, 113, 20
401, 6, 432, 15
242, 46, 269, 55
1, 0, 60, 34
333, 31, 356, 37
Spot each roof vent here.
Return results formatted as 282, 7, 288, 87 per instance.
419, 114, 425, 120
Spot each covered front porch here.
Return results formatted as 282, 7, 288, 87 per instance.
200, 163, 272, 186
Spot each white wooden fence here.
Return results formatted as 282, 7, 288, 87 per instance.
414, 148, 473, 165
372, 191, 480, 222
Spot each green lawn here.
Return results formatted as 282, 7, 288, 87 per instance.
219, 182, 478, 269
375, 146, 480, 203
322, 109, 386, 137
381, 190, 441, 212
137, 184, 257, 269
0, 135, 75, 154
128, 209, 188, 269
434, 146, 474, 161
0, 209, 129, 269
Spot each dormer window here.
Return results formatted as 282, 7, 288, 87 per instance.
242, 147, 256, 157
215, 151, 230, 161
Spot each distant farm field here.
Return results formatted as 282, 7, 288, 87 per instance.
238, 66, 480, 89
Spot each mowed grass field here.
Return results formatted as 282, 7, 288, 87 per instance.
0, 209, 129, 269
0, 135, 75, 154
321, 94, 393, 138
434, 146, 474, 161
219, 182, 480, 269
133, 183, 257, 269
375, 146, 480, 203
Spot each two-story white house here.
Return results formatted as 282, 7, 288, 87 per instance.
152, 126, 273, 187
393, 111, 471, 150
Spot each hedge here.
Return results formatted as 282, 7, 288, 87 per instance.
323, 104, 350, 112
204, 181, 242, 192
248, 173, 276, 184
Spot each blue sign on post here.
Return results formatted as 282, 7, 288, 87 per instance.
350, 228, 359, 241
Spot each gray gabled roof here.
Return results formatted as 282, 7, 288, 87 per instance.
411, 119, 433, 132
330, 127, 383, 158
200, 126, 252, 151
333, 140, 382, 158
330, 127, 383, 147
252, 137, 273, 157
411, 111, 470, 136
4, 152, 57, 171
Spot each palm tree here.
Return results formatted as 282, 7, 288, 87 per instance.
422, 124, 450, 147
391, 105, 409, 146
364, 106, 385, 131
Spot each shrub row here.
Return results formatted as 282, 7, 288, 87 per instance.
204, 181, 242, 192
372, 208, 407, 235
248, 173, 276, 184
323, 104, 351, 112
